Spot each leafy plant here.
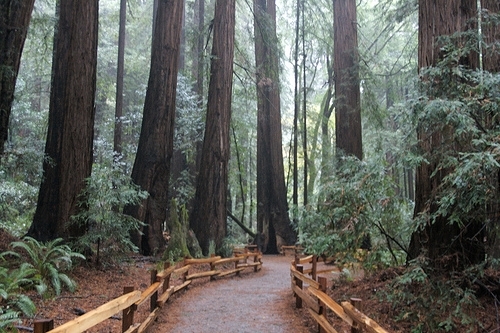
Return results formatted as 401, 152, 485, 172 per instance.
297, 156, 413, 267
71, 162, 148, 265
0, 263, 37, 330
385, 257, 483, 332
0, 178, 39, 237
8, 237, 84, 296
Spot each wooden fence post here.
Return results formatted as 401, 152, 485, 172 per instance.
122, 286, 135, 332
295, 264, 304, 308
236, 256, 241, 276
318, 276, 327, 333
350, 297, 363, 333
163, 262, 171, 292
34, 319, 53, 333
210, 254, 216, 280
150, 269, 158, 312
312, 255, 318, 281
182, 257, 189, 282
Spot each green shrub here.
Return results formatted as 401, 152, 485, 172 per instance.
8, 237, 84, 296
383, 257, 483, 332
0, 263, 37, 331
71, 162, 148, 265
297, 156, 413, 267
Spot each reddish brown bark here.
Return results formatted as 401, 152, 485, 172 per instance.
334, 0, 362, 160
0, 0, 35, 159
124, 0, 184, 255
482, 0, 500, 72
408, 0, 479, 265
28, 0, 98, 241
190, 0, 235, 255
254, 0, 297, 253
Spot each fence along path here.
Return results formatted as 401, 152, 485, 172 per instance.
291, 253, 389, 333
33, 249, 263, 333
149, 254, 312, 333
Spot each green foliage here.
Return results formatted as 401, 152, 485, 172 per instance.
8, 237, 84, 296
0, 263, 37, 330
217, 238, 235, 258
71, 163, 148, 265
163, 199, 191, 261
297, 156, 412, 267
406, 27, 500, 262
169, 75, 205, 206
385, 258, 483, 332
0, 179, 38, 237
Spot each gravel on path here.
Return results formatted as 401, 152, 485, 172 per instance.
150, 255, 314, 333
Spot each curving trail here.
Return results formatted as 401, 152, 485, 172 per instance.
150, 255, 313, 333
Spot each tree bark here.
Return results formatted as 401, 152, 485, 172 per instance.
334, 0, 362, 160
113, 0, 127, 159
481, 1, 500, 258
0, 0, 35, 160
28, 0, 98, 241
254, 0, 297, 253
408, 0, 479, 265
190, 0, 235, 255
482, 0, 500, 72
124, 0, 184, 255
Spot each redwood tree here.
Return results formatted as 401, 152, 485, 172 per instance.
124, 0, 184, 255
0, 0, 35, 160
408, 0, 479, 265
333, 0, 362, 159
190, 0, 235, 255
254, 0, 297, 253
113, 0, 127, 159
482, 0, 499, 72
28, 0, 98, 241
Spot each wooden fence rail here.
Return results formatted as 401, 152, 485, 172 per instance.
291, 252, 389, 333
33, 248, 262, 333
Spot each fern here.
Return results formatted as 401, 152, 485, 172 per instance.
9, 237, 84, 296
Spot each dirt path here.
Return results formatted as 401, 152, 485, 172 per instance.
150, 255, 314, 333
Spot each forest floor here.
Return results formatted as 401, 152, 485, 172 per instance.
1, 228, 497, 333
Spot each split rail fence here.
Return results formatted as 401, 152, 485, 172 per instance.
32, 247, 262, 333
291, 252, 389, 333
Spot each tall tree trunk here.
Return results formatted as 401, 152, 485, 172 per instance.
333, 0, 362, 160
408, 0, 479, 265
320, 56, 335, 185
190, 0, 235, 255
292, 0, 300, 214
481, 0, 500, 258
0, 0, 35, 160
28, 0, 98, 241
254, 0, 297, 253
301, 0, 308, 206
114, 0, 127, 159
124, 0, 184, 255
482, 0, 499, 72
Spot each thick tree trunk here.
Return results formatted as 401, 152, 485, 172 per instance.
0, 0, 35, 160
482, 0, 499, 72
28, 0, 98, 241
481, 1, 500, 258
190, 0, 235, 255
334, 0, 362, 160
124, 0, 184, 255
408, 0, 479, 265
254, 0, 297, 253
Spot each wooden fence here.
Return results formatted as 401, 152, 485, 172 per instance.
291, 253, 389, 333
33, 248, 262, 333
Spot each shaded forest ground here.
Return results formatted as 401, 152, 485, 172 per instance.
1, 229, 498, 332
